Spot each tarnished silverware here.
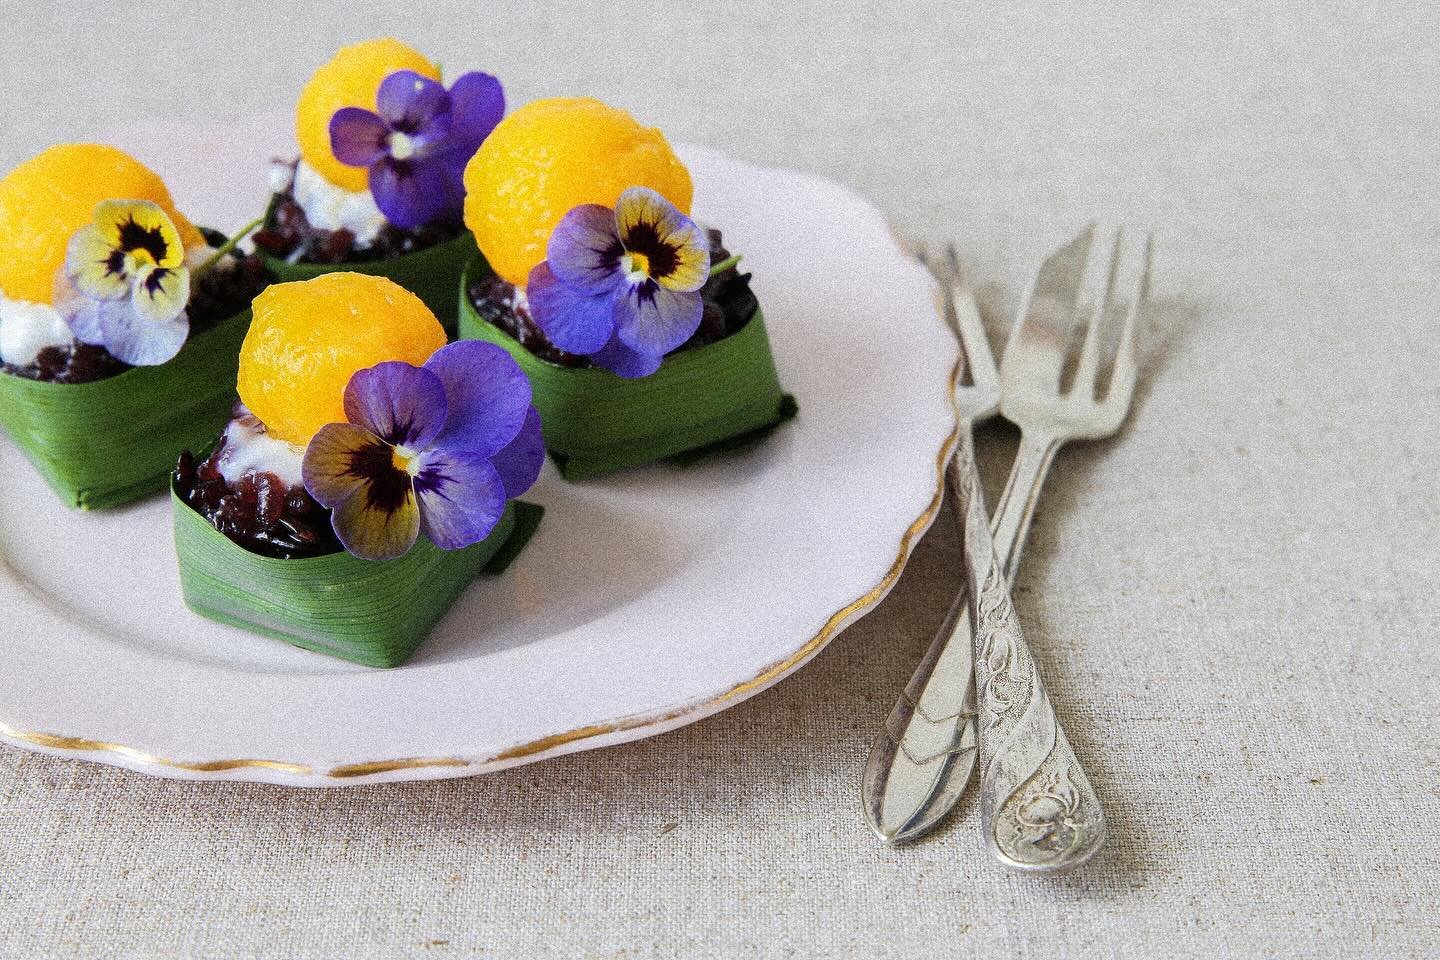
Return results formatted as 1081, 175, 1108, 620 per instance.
951, 426, 1104, 871
864, 226, 1152, 869
992, 224, 1153, 582
862, 247, 997, 843
971, 224, 1151, 871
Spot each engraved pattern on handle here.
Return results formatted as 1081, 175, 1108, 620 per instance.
953, 430, 1105, 871
861, 476, 979, 842
863, 430, 1067, 843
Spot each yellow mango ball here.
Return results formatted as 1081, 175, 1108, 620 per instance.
0, 143, 205, 305
463, 97, 694, 286
295, 37, 441, 193
238, 273, 447, 445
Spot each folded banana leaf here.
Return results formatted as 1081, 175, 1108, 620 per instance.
0, 307, 252, 510
457, 257, 794, 480
264, 231, 476, 332
173, 492, 544, 668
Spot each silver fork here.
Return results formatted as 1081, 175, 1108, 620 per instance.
970, 223, 1150, 870
861, 246, 998, 845
992, 224, 1154, 582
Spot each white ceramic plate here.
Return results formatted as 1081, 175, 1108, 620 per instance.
0, 113, 957, 786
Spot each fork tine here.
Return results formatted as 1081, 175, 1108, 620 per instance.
944, 244, 998, 390
917, 244, 962, 343
1070, 227, 1123, 400
1002, 223, 1096, 376
928, 275, 959, 342
1102, 231, 1154, 413
943, 243, 965, 285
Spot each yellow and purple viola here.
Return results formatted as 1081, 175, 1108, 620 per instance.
329, 70, 504, 231
525, 186, 721, 378
62, 199, 192, 366
301, 340, 543, 562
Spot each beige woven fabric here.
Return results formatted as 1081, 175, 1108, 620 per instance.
2, 1, 1438, 957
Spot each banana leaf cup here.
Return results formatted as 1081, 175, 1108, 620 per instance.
261, 230, 475, 333
172, 488, 543, 668
0, 297, 255, 512
169, 280, 548, 669
458, 257, 795, 480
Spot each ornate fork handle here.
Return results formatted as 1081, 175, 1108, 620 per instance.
952, 430, 1105, 871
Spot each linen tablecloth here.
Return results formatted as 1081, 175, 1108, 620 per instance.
2, 2, 1436, 957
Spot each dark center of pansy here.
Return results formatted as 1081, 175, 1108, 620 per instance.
346, 441, 414, 515
621, 221, 680, 282
391, 445, 423, 477
621, 250, 652, 283
389, 130, 418, 161
116, 217, 172, 266
104, 249, 129, 278
141, 268, 173, 296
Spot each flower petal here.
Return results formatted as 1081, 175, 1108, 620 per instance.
652, 229, 710, 293
329, 107, 390, 167
302, 422, 385, 507
304, 423, 422, 561
488, 406, 545, 498
369, 157, 458, 230
343, 361, 448, 449
65, 226, 132, 301
414, 448, 506, 550
423, 340, 531, 457
64, 299, 111, 346
88, 298, 189, 366
130, 263, 190, 324
93, 199, 184, 269
332, 484, 421, 562
526, 261, 617, 355
546, 204, 625, 295
376, 70, 452, 148
613, 281, 703, 357
590, 329, 663, 379
616, 187, 709, 292
442, 71, 505, 158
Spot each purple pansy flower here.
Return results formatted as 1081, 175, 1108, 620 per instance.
62, 199, 192, 366
302, 340, 543, 562
329, 69, 504, 230
526, 187, 711, 378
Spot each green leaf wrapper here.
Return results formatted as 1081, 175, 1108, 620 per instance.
0, 308, 252, 510
458, 256, 795, 480
264, 231, 476, 332
172, 493, 545, 668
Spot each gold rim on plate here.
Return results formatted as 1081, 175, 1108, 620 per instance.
0, 356, 961, 784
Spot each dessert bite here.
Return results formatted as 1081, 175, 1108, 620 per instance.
172, 272, 544, 667
0, 143, 269, 509
466, 226, 759, 372
251, 37, 505, 321
457, 97, 793, 479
